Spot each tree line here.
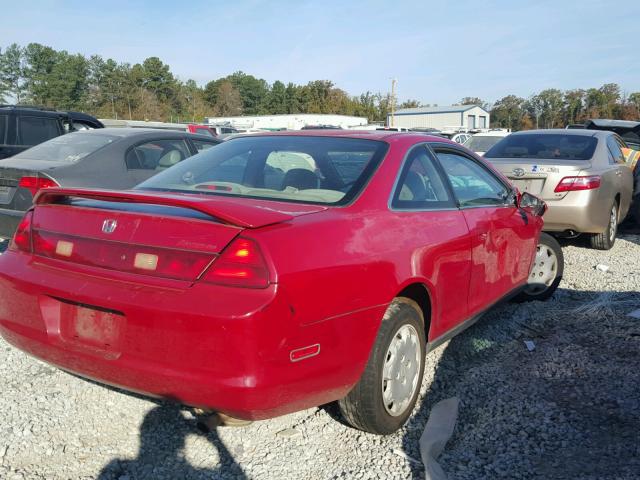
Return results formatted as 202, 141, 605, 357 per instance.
1, 43, 638, 128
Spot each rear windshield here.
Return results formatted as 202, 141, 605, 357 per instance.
12, 131, 117, 163
485, 134, 598, 160
136, 135, 388, 205
464, 135, 505, 153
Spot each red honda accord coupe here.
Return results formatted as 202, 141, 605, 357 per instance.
0, 131, 563, 434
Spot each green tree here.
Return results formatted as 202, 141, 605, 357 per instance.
563, 89, 585, 125
214, 80, 242, 116
23, 43, 58, 105
266, 80, 287, 114
399, 99, 421, 109
285, 82, 301, 114
490, 95, 525, 130
460, 96, 488, 110
0, 44, 27, 103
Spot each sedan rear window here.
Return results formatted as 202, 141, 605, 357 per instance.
12, 131, 117, 163
136, 135, 388, 205
485, 134, 598, 160
464, 136, 505, 153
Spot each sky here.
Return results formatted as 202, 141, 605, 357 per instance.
2, 0, 639, 106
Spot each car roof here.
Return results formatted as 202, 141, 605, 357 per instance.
72, 127, 218, 140
511, 128, 601, 137
229, 129, 449, 143
585, 119, 640, 130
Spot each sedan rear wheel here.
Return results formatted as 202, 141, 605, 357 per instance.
516, 232, 563, 302
590, 202, 618, 250
339, 298, 426, 434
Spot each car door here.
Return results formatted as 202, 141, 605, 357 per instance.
607, 135, 634, 218
432, 145, 537, 315
124, 138, 192, 185
390, 144, 471, 339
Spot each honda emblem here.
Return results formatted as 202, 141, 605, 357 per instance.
102, 219, 118, 234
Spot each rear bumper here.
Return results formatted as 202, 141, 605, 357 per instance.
542, 189, 610, 234
0, 207, 24, 240
0, 252, 382, 420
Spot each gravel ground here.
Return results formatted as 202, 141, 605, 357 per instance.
1, 232, 639, 480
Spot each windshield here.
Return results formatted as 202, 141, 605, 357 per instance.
464, 135, 505, 153
12, 131, 117, 162
485, 134, 598, 160
136, 135, 388, 205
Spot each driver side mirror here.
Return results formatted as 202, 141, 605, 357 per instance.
518, 191, 547, 217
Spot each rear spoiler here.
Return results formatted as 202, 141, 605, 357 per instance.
34, 187, 295, 229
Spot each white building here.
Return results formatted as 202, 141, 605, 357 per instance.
204, 114, 368, 131
388, 105, 490, 131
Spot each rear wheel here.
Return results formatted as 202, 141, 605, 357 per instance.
590, 201, 618, 250
516, 232, 563, 302
339, 298, 426, 435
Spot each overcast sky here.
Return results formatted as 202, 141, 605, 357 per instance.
3, 0, 639, 105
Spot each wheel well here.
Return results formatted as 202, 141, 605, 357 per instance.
397, 283, 432, 334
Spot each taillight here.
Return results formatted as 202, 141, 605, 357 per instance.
9, 211, 33, 252
203, 237, 270, 288
19, 176, 59, 196
554, 175, 601, 193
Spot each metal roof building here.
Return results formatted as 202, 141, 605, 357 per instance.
388, 105, 490, 130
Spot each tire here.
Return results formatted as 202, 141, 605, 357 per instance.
515, 232, 564, 302
589, 201, 618, 250
338, 298, 426, 435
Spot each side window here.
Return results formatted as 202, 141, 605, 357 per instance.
125, 139, 191, 170
391, 146, 453, 210
17, 116, 61, 146
436, 150, 510, 207
0, 115, 7, 144
192, 139, 218, 152
606, 136, 626, 164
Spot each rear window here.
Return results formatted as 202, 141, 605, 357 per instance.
12, 131, 117, 163
464, 135, 505, 153
485, 134, 598, 160
136, 135, 388, 205
17, 116, 61, 146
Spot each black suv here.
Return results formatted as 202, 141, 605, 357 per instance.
0, 105, 104, 160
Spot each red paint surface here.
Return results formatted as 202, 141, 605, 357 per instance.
0, 132, 543, 420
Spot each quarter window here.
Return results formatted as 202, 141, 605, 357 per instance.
391, 146, 453, 210
436, 150, 510, 207
125, 139, 191, 170
606, 136, 626, 164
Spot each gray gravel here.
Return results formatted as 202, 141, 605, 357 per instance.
1, 233, 639, 479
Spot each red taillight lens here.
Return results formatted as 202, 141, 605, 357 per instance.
9, 211, 33, 252
554, 176, 601, 193
18, 176, 59, 196
203, 237, 270, 288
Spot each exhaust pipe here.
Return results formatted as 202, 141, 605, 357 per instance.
193, 408, 252, 432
